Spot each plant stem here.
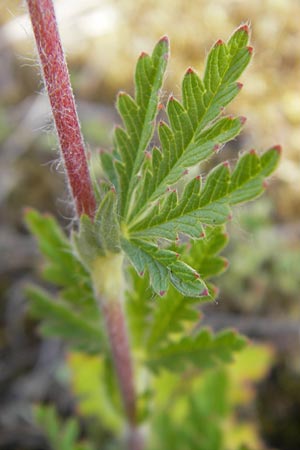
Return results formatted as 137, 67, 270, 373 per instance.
27, 2, 142, 448
26, 0, 96, 219
92, 254, 143, 449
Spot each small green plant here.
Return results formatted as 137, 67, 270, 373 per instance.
25, 0, 280, 449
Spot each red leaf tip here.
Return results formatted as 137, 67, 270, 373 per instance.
183, 169, 189, 175
139, 51, 148, 59
169, 95, 175, 101
263, 180, 269, 189
196, 175, 201, 180
200, 288, 209, 297
194, 272, 200, 279
239, 116, 247, 125
159, 290, 166, 297
250, 148, 257, 155
224, 259, 230, 269
237, 82, 243, 90
215, 39, 224, 46
223, 161, 230, 168
273, 144, 282, 154
158, 103, 164, 111
213, 144, 221, 153
186, 67, 195, 75
159, 35, 169, 44
238, 24, 250, 34
247, 46, 254, 55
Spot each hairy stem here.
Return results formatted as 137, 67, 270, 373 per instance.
27, 2, 142, 447
26, 0, 96, 219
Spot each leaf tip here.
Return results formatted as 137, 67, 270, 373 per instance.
193, 272, 200, 280
262, 179, 269, 189
195, 175, 201, 180
183, 169, 189, 175
200, 231, 206, 238
169, 95, 175, 102
159, 290, 166, 297
273, 144, 282, 155
247, 46, 254, 55
224, 259, 230, 269
186, 66, 195, 75
139, 51, 149, 59
213, 144, 221, 153
144, 150, 152, 160
159, 35, 169, 44
223, 161, 230, 168
158, 102, 164, 111
238, 24, 250, 34
239, 116, 247, 125
236, 82, 243, 90
215, 39, 225, 47
200, 288, 209, 297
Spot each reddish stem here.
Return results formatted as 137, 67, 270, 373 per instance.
101, 299, 144, 450
102, 300, 137, 424
26, 0, 96, 219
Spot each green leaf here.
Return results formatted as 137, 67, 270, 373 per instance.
128, 25, 252, 225
112, 36, 169, 219
25, 209, 85, 287
125, 269, 153, 351
73, 189, 121, 268
27, 286, 104, 353
147, 329, 246, 373
145, 287, 199, 350
121, 238, 208, 297
128, 147, 280, 242
34, 405, 95, 450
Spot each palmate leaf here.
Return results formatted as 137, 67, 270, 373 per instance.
146, 328, 247, 373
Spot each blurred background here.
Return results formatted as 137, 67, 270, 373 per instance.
1, 0, 300, 449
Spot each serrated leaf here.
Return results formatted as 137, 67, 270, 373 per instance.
129, 116, 243, 223
27, 286, 104, 353
145, 286, 199, 350
121, 238, 208, 297
147, 329, 246, 373
25, 209, 85, 287
113, 37, 169, 219
125, 269, 153, 351
128, 26, 252, 225
128, 148, 280, 247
